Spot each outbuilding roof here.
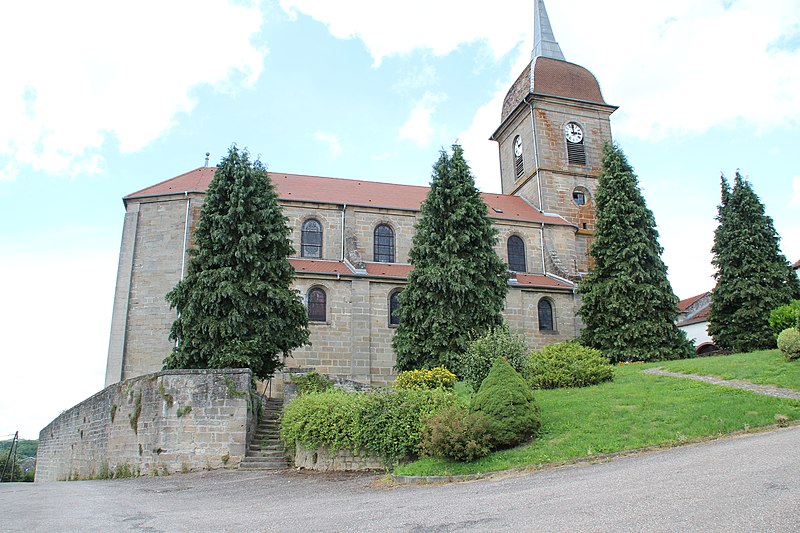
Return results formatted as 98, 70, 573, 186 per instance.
126, 167, 571, 226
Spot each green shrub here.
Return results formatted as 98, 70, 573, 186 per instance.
354, 389, 457, 466
280, 390, 364, 453
471, 357, 540, 449
777, 328, 800, 361
393, 366, 456, 391
769, 301, 800, 337
527, 341, 614, 389
419, 405, 492, 462
280, 388, 457, 467
291, 370, 334, 395
456, 326, 529, 392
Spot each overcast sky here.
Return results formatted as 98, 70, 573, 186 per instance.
2, 0, 799, 439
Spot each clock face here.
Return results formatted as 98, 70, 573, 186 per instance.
514, 136, 523, 157
564, 122, 583, 143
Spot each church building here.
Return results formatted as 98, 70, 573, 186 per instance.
104, 0, 616, 388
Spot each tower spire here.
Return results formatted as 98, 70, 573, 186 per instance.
532, 0, 566, 61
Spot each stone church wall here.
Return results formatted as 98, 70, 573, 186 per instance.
36, 368, 255, 482
291, 277, 404, 386
504, 287, 579, 349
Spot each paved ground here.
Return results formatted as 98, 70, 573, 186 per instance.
2, 426, 799, 532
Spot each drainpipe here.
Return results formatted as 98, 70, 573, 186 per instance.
539, 225, 547, 275
180, 191, 191, 280
527, 99, 543, 211
340, 203, 347, 261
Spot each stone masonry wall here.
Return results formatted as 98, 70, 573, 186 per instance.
292, 443, 383, 471
36, 368, 255, 482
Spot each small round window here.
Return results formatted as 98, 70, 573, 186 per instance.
572, 187, 589, 206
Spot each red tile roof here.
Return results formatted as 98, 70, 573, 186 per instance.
501, 57, 612, 122
677, 292, 709, 312
126, 167, 570, 226
514, 273, 574, 289
288, 258, 352, 275
531, 57, 606, 105
677, 309, 710, 327
364, 263, 413, 278
288, 258, 573, 289
793, 259, 800, 270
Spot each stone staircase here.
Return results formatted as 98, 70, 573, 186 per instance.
239, 397, 288, 471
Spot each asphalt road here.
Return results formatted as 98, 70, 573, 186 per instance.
2, 426, 799, 532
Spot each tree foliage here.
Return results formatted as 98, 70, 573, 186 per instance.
392, 144, 509, 371
164, 145, 310, 380
471, 357, 540, 449
578, 143, 692, 362
709, 172, 800, 352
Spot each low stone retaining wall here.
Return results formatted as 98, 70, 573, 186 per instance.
293, 443, 383, 471
36, 368, 256, 482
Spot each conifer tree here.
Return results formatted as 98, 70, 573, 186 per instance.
709, 172, 800, 352
578, 143, 692, 362
392, 144, 508, 371
163, 146, 310, 380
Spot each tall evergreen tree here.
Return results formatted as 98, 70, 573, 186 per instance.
579, 143, 692, 362
392, 144, 508, 371
709, 172, 800, 352
164, 146, 310, 380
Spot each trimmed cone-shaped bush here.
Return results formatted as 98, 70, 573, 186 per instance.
777, 328, 800, 361
471, 357, 540, 448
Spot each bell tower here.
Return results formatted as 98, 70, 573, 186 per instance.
491, 0, 617, 275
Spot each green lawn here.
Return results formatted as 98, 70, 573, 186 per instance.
394, 357, 800, 477
655, 349, 800, 391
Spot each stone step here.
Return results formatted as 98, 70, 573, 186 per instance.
246, 451, 285, 459
250, 441, 283, 450
239, 458, 288, 470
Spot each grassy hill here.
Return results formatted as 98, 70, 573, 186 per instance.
395, 350, 800, 476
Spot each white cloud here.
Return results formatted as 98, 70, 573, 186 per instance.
399, 92, 447, 147
313, 131, 343, 156
0, 250, 116, 439
283, 0, 800, 143
457, 87, 508, 193
550, 0, 800, 139
279, 0, 532, 66
791, 176, 800, 207
0, 0, 266, 179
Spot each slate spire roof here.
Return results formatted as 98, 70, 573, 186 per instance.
532, 0, 566, 61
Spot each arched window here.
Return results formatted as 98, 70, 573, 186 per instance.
538, 299, 554, 331
507, 235, 526, 272
389, 289, 401, 326
374, 224, 395, 263
307, 287, 326, 322
301, 219, 322, 258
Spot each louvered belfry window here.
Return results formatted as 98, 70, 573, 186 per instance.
567, 140, 586, 165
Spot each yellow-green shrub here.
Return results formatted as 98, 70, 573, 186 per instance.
527, 341, 614, 389
393, 366, 456, 391
777, 328, 800, 361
